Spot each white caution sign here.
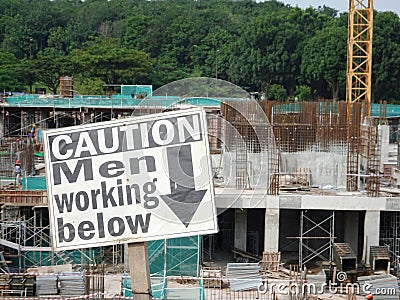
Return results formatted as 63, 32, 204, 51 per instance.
43, 108, 218, 250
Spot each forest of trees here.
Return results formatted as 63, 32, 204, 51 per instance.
0, 0, 399, 101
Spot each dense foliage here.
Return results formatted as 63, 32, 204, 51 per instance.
0, 0, 399, 101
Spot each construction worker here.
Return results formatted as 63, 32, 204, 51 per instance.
28, 124, 36, 141
14, 159, 23, 185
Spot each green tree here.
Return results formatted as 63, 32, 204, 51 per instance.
300, 19, 347, 100
0, 51, 25, 91
15, 58, 38, 93
34, 48, 72, 94
71, 38, 152, 85
372, 11, 400, 101
228, 11, 305, 93
295, 85, 312, 101
74, 78, 106, 95
268, 84, 287, 100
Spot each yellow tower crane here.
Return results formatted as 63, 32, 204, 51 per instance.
346, 0, 374, 116
346, 0, 374, 192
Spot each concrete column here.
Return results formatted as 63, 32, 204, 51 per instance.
0, 111, 4, 139
378, 125, 390, 171
234, 209, 247, 251
364, 210, 380, 264
83, 112, 91, 124
264, 208, 279, 252
124, 244, 130, 272
344, 211, 359, 255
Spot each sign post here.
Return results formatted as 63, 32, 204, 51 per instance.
128, 242, 151, 300
43, 108, 218, 297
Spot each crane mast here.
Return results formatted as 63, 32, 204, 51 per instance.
346, 0, 374, 191
346, 0, 374, 116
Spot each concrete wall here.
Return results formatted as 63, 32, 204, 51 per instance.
280, 152, 347, 188
234, 209, 247, 251
220, 152, 270, 189
364, 210, 380, 263
343, 211, 360, 255
379, 125, 390, 171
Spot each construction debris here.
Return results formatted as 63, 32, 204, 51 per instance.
226, 263, 262, 291
369, 246, 391, 274
36, 274, 58, 296
259, 251, 281, 272
333, 243, 357, 272
58, 272, 86, 296
358, 274, 399, 300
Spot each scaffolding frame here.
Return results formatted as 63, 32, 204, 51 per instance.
0, 207, 98, 271
298, 210, 335, 268
346, 103, 362, 191
361, 117, 381, 196
380, 211, 400, 274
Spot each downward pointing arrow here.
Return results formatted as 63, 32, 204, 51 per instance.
160, 144, 206, 227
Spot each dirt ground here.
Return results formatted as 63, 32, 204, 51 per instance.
103, 274, 367, 299
104, 274, 123, 295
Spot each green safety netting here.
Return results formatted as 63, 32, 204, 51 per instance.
122, 275, 166, 299
122, 274, 205, 300
122, 236, 203, 299
21, 248, 102, 269
5, 94, 244, 109
148, 236, 201, 277
121, 85, 152, 98
22, 176, 47, 190
273, 102, 400, 118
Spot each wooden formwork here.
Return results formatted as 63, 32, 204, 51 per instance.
0, 190, 48, 206
259, 251, 281, 272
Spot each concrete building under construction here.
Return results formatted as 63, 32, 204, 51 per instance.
1, 78, 400, 296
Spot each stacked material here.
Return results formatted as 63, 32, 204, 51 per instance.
9, 274, 35, 296
306, 269, 326, 291
58, 272, 86, 296
36, 274, 58, 296
226, 263, 262, 291
333, 243, 357, 272
369, 246, 390, 274
358, 274, 399, 300
0, 274, 10, 290
259, 251, 281, 272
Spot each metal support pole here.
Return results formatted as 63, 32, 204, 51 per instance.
128, 242, 152, 300
299, 210, 303, 268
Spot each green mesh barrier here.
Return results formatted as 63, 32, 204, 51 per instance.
148, 236, 201, 277
122, 275, 166, 298
5, 94, 247, 109
22, 176, 46, 190
22, 248, 102, 269
122, 275, 204, 299
121, 85, 152, 98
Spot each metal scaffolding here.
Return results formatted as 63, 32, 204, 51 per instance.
361, 117, 381, 196
0, 206, 97, 271
380, 211, 400, 274
346, 103, 362, 191
298, 210, 335, 268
